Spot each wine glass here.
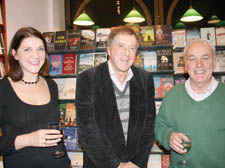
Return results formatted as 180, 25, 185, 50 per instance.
48, 122, 66, 158
177, 134, 192, 167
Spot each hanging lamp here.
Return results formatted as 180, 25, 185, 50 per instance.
180, 0, 203, 22
123, 7, 145, 23
174, 22, 186, 29
73, 11, 94, 26
208, 15, 221, 24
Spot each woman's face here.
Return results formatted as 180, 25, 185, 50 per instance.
12, 36, 46, 76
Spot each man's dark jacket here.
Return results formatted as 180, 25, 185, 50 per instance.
76, 62, 156, 168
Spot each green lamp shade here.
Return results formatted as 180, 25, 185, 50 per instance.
180, 7, 203, 22
208, 15, 220, 24
174, 22, 186, 29
123, 8, 145, 23
73, 12, 94, 26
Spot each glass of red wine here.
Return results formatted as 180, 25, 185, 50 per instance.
48, 122, 65, 158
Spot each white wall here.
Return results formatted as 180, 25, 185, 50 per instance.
5, 0, 65, 49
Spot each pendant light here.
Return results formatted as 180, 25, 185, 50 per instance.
208, 15, 221, 24
180, 0, 203, 22
123, 0, 145, 23
73, 11, 94, 26
174, 22, 186, 29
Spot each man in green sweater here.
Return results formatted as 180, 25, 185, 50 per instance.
155, 39, 225, 168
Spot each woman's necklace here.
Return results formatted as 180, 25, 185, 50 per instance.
21, 76, 40, 84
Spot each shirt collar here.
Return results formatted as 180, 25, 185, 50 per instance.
185, 76, 218, 101
108, 60, 133, 91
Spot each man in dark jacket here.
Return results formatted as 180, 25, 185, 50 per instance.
76, 26, 155, 168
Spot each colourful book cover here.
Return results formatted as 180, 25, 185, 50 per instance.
153, 76, 163, 98
200, 27, 216, 46
215, 27, 225, 46
78, 53, 94, 74
186, 29, 200, 45
155, 25, 172, 45
62, 53, 76, 75
42, 32, 55, 51
95, 28, 111, 48
67, 30, 81, 50
173, 52, 187, 74
54, 31, 68, 50
80, 29, 95, 49
64, 127, 77, 151
140, 26, 155, 46
94, 52, 107, 66
48, 54, 63, 75
139, 50, 157, 71
156, 48, 173, 71
65, 103, 76, 126
172, 29, 186, 49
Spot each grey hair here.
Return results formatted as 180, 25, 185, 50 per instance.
184, 39, 216, 61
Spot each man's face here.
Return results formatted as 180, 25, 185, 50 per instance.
107, 33, 137, 76
185, 41, 216, 88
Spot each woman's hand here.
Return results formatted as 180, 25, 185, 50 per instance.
15, 129, 63, 150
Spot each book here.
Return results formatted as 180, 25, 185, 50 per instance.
155, 25, 172, 45
139, 50, 157, 71
94, 52, 107, 66
95, 28, 111, 48
67, 152, 83, 167
161, 154, 170, 168
186, 29, 200, 45
42, 32, 55, 52
153, 76, 163, 98
172, 29, 186, 49
215, 27, 225, 46
59, 103, 66, 125
156, 48, 173, 71
65, 103, 77, 126
80, 29, 95, 49
48, 54, 63, 75
53, 78, 76, 100
134, 54, 144, 69
67, 30, 81, 50
64, 127, 77, 151
173, 52, 187, 74
214, 50, 225, 72
78, 53, 94, 74
200, 27, 216, 46
54, 31, 68, 50
162, 76, 174, 97
139, 26, 155, 46
62, 53, 77, 75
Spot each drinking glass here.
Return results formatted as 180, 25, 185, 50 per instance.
177, 134, 192, 167
48, 122, 65, 158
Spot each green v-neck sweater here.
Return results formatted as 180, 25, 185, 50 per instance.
155, 82, 225, 168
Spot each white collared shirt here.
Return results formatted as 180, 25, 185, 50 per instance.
108, 60, 133, 91
185, 77, 218, 101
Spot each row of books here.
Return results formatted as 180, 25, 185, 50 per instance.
48, 52, 108, 76
172, 26, 225, 49
42, 25, 225, 52
48, 48, 225, 77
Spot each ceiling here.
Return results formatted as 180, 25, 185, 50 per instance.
67, 0, 224, 30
